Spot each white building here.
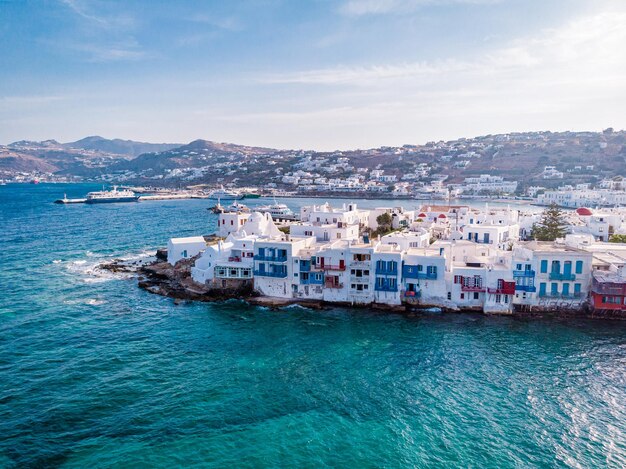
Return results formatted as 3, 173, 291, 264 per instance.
167, 236, 207, 265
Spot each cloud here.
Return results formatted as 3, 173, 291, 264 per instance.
58, 0, 145, 61
340, 0, 502, 16
263, 9, 626, 88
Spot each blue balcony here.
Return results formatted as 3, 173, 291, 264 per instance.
375, 266, 398, 276
549, 272, 576, 281
539, 292, 584, 299
299, 260, 311, 272
515, 284, 537, 292
254, 270, 287, 278
403, 265, 437, 280
254, 254, 287, 262
375, 278, 398, 292
300, 275, 324, 285
375, 284, 398, 292
513, 270, 535, 278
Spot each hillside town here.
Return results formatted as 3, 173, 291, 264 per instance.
2, 130, 625, 203
162, 201, 626, 316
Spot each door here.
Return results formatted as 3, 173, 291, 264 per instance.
539, 283, 546, 296
339, 259, 345, 270
563, 261, 572, 276
562, 283, 570, 296
483, 233, 490, 244
551, 283, 558, 296
320, 257, 325, 268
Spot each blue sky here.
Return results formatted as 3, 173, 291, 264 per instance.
1, 0, 625, 150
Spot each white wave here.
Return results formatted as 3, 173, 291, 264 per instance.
52, 259, 62, 264
85, 298, 106, 305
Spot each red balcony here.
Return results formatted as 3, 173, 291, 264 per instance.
461, 285, 486, 292
487, 280, 515, 295
228, 256, 242, 262
321, 264, 346, 271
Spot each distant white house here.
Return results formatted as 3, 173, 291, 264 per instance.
167, 236, 207, 265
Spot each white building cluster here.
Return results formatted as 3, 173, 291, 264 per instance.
166, 202, 626, 315
536, 178, 626, 208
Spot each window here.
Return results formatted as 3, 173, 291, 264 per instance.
540, 260, 548, 273
182, 250, 188, 258
460, 293, 465, 299
575, 260, 583, 274
495, 294, 502, 303
474, 292, 479, 300
447, 292, 452, 300
517, 263, 522, 270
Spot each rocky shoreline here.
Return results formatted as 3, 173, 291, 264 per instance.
97, 253, 625, 320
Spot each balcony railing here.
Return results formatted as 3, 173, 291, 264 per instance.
403, 290, 421, 298
410, 271, 437, 280
350, 276, 369, 283
461, 285, 486, 292
350, 260, 371, 267
254, 254, 287, 262
487, 287, 516, 295
322, 264, 346, 271
549, 272, 576, 281
300, 276, 324, 285
539, 292, 585, 299
375, 267, 398, 276
299, 262, 311, 272
228, 256, 242, 262
253, 270, 287, 278
513, 270, 535, 277
375, 284, 398, 292
324, 282, 343, 289
515, 284, 537, 292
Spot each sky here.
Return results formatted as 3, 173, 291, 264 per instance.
1, 0, 625, 150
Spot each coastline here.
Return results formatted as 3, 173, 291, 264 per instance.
100, 255, 625, 321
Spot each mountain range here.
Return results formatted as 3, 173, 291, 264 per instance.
1, 131, 625, 191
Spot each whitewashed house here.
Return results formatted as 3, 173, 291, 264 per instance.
167, 236, 207, 265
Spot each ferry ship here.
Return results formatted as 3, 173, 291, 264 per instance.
256, 201, 298, 220
208, 187, 243, 201
85, 186, 139, 204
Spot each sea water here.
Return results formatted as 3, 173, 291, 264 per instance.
0, 184, 624, 467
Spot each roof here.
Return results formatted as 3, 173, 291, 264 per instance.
169, 236, 206, 244
576, 207, 593, 216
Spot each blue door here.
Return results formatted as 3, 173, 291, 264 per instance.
539, 283, 546, 296
484, 233, 490, 244
563, 261, 572, 276
562, 283, 570, 296
551, 283, 558, 296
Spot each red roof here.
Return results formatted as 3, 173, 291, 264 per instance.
438, 213, 447, 218
576, 207, 593, 216
418, 213, 427, 218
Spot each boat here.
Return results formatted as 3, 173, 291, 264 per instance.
208, 187, 243, 201
228, 201, 250, 212
85, 186, 139, 204
256, 200, 298, 220
209, 201, 225, 213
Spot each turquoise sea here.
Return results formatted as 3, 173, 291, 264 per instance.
1, 183, 625, 468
